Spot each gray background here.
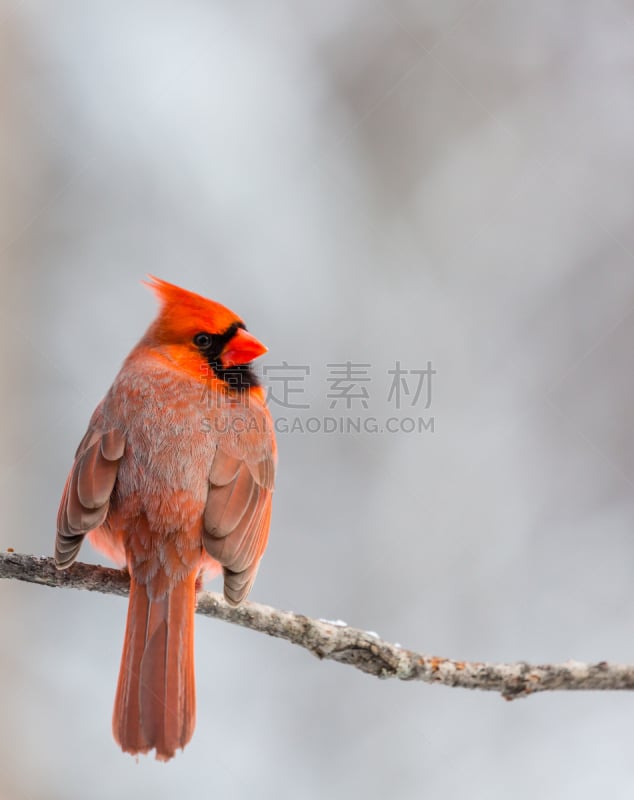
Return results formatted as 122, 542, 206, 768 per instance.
2, 1, 634, 798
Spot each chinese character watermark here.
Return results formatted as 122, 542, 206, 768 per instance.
326, 362, 371, 409
263, 362, 310, 409
387, 360, 435, 409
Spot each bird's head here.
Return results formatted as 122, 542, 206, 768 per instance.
141, 275, 267, 388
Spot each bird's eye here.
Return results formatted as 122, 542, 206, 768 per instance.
193, 332, 212, 348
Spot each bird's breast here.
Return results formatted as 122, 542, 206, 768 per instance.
103, 358, 271, 537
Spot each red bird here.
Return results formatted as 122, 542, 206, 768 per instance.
55, 277, 276, 760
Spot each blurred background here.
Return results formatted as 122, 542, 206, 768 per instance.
2, 1, 634, 797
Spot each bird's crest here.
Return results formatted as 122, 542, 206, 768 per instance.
143, 275, 241, 335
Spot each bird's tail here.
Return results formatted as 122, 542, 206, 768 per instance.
113, 569, 197, 761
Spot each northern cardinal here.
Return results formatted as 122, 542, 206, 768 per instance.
55, 277, 276, 760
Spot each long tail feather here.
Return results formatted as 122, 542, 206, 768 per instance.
113, 570, 197, 760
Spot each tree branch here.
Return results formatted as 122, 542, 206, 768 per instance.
1, 551, 631, 699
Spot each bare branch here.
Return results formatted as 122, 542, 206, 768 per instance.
1, 551, 632, 699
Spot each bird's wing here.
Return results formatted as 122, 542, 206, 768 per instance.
203, 436, 275, 606
55, 416, 126, 569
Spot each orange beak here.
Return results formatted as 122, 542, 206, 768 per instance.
221, 328, 268, 366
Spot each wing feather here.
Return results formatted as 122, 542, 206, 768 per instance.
77, 440, 121, 509
222, 501, 272, 605
203, 442, 275, 606
55, 426, 126, 569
